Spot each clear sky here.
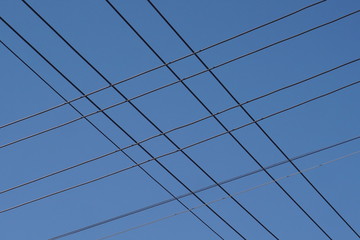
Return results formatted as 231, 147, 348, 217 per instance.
0, 0, 359, 239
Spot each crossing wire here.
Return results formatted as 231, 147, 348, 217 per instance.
0, 2, 358, 239
6, 6, 243, 239
1, 78, 358, 215
95, 150, 360, 240
0, 55, 358, 153
0, 40, 224, 240
0, 57, 360, 194
146, 0, 360, 237
1, 56, 359, 195
2, 3, 356, 236
105, 1, 358, 239
0, 8, 358, 132
47, 135, 360, 240
19, 0, 283, 238
0, 0, 331, 130
0, 9, 358, 235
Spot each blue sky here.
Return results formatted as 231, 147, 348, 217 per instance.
0, 0, 359, 239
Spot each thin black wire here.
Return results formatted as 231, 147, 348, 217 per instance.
146, 0, 360, 238
1, 57, 358, 195
20, 0, 276, 238
0, 41, 224, 240
3, 10, 241, 239
48, 135, 360, 240
0, 8, 358, 220
0, 56, 358, 153
0, 3, 358, 238
105, 1, 349, 238
95, 150, 360, 240
0, 8, 357, 131
1, 78, 358, 216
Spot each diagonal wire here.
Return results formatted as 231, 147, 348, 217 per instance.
1, 57, 359, 195
19, 0, 280, 238
0, 40, 224, 239
95, 150, 360, 240
105, 1, 358, 238
0, 9, 358, 131
0, 1, 358, 238
1, 78, 358, 215
4, 10, 242, 239
0, 55, 358, 152
146, 0, 360, 237
45, 135, 360, 240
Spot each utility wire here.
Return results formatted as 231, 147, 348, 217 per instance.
1, 10, 358, 236
1, 1, 356, 238
19, 1, 252, 238
0, 1, 345, 130
146, 0, 360, 237
94, 150, 360, 240
18, 1, 301, 237
79, 2, 359, 238
1, 58, 359, 195
1, 8, 357, 150
1, 79, 358, 215
3, 12, 237, 240
0, 41, 224, 239
46, 135, 360, 240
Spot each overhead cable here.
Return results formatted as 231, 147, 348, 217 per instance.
0, 79, 358, 215
45, 135, 360, 240
0, 59, 358, 195
0, 11, 359, 149
0, 40, 224, 239
0, 5, 355, 130
95, 150, 360, 240
146, 0, 360, 237
67, 150, 360, 240
20, 0, 262, 237
5, 8, 238, 239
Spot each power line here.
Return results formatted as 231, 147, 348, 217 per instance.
3, 15, 238, 240
1, 57, 358, 195
45, 135, 360, 240
17, 1, 326, 237
11, 3, 242, 237
1, 10, 358, 237
18, 0, 264, 236
94, 150, 360, 240
1, 79, 358, 215
0, 40, 224, 239
1, 8, 358, 151
17, 1, 259, 238
64, 2, 360, 237
1, 2, 357, 239
146, 0, 360, 237
0, 3, 350, 131
0, 48, 357, 151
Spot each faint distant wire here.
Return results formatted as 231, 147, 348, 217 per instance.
0, 58, 358, 195
146, 0, 360, 237
45, 135, 360, 240
0, 41, 224, 239
0, 79, 358, 215
0, 10, 358, 149
0, 7, 356, 131
94, 150, 360, 240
